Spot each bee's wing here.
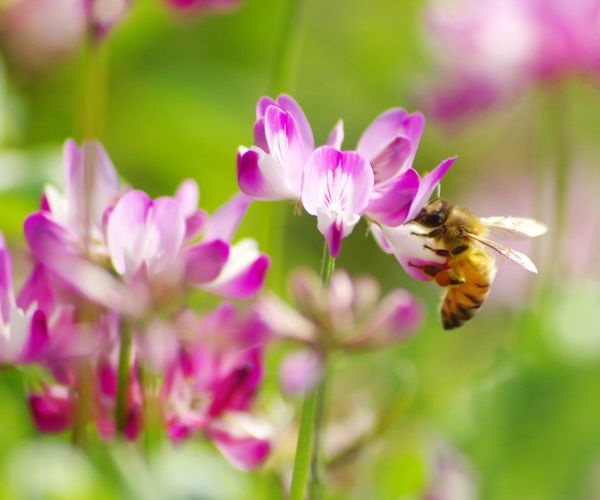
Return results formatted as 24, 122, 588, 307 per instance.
480, 216, 548, 240
468, 234, 538, 273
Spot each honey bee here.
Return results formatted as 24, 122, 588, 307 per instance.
409, 199, 547, 330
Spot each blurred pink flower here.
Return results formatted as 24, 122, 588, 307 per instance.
28, 323, 143, 441
105, 186, 269, 304
162, 304, 272, 470
0, 0, 86, 69
0, 0, 130, 69
24, 141, 269, 315
0, 233, 49, 365
83, 0, 130, 41
258, 268, 423, 395
24, 140, 130, 312
423, 0, 600, 122
166, 0, 244, 15
424, 442, 478, 500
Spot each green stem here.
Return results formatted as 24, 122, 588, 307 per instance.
115, 326, 133, 435
271, 0, 306, 95
81, 42, 108, 140
319, 243, 336, 288
290, 385, 319, 500
309, 363, 327, 500
290, 243, 335, 500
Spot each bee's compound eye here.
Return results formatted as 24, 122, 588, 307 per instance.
422, 212, 444, 227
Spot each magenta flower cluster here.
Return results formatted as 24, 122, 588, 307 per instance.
237, 94, 456, 259
0, 95, 444, 473
3, 140, 270, 469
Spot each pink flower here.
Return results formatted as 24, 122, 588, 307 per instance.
258, 268, 423, 395
24, 140, 128, 312
0, 0, 86, 70
28, 341, 143, 440
351, 108, 457, 227
0, 233, 49, 365
106, 187, 269, 303
423, 0, 600, 122
238, 95, 314, 201
354, 109, 457, 281
162, 304, 272, 470
301, 147, 374, 257
166, 0, 244, 15
83, 0, 130, 41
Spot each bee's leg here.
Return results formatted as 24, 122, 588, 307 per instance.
433, 270, 466, 287
410, 227, 444, 238
409, 262, 465, 287
423, 244, 451, 257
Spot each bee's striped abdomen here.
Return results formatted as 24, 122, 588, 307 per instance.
440, 249, 496, 330
441, 282, 490, 330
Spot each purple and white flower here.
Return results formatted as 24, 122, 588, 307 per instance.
238, 95, 314, 201
301, 147, 374, 257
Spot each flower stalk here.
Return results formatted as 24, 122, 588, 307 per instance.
81, 42, 108, 139
271, 0, 306, 95
115, 324, 133, 435
290, 243, 335, 500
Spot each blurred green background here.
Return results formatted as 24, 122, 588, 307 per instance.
2, 0, 600, 498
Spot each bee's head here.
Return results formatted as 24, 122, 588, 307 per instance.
414, 199, 450, 227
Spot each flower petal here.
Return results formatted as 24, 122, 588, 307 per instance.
354, 290, 423, 348
175, 179, 200, 217
302, 146, 374, 216
274, 94, 314, 151
203, 192, 252, 243
66, 140, 120, 234
357, 109, 425, 167
370, 136, 413, 185
370, 224, 394, 255
255, 294, 317, 342
202, 239, 269, 299
21, 309, 49, 363
17, 264, 55, 316
25, 212, 126, 310
28, 386, 74, 433
184, 240, 230, 285
264, 105, 306, 195
0, 232, 14, 323
151, 196, 187, 273
406, 156, 457, 221
279, 349, 323, 396
237, 147, 296, 200
326, 119, 344, 149
380, 224, 446, 281
107, 190, 152, 275
367, 168, 420, 226
206, 413, 272, 470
